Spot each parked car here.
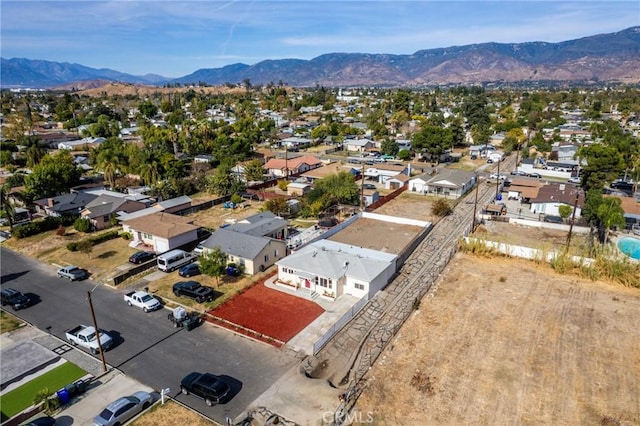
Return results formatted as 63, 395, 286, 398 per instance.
510, 170, 528, 176
178, 263, 201, 278
124, 290, 161, 312
489, 173, 507, 181
362, 183, 377, 190
486, 158, 494, 164
180, 372, 231, 406
65, 325, 113, 354
1, 288, 33, 311
22, 416, 56, 426
543, 215, 564, 224
172, 281, 215, 303
528, 172, 542, 178
93, 391, 152, 426
128, 251, 155, 264
568, 176, 581, 184
57, 266, 88, 281
193, 243, 205, 256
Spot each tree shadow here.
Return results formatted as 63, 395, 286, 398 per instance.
96, 250, 117, 259
0, 270, 29, 284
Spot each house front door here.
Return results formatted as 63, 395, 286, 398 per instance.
304, 279, 311, 289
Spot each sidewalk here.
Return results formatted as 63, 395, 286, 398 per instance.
1, 325, 154, 426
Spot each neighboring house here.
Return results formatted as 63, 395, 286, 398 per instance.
610, 195, 640, 230
193, 154, 213, 164
227, 211, 288, 240
506, 178, 544, 202
530, 183, 584, 217
281, 136, 312, 149
34, 192, 98, 217
287, 182, 312, 197
122, 212, 199, 253
363, 163, 407, 183
264, 155, 323, 178
57, 137, 105, 150
362, 189, 380, 207
300, 162, 358, 184
117, 195, 192, 222
275, 240, 396, 300
468, 144, 496, 158
80, 195, 147, 230
383, 174, 410, 190
343, 138, 374, 153
552, 143, 579, 162
408, 169, 476, 199
200, 228, 287, 275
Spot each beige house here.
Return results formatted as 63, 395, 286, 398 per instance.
122, 212, 199, 253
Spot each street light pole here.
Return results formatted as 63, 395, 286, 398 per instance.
87, 291, 108, 373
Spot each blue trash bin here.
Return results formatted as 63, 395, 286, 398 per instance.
56, 388, 70, 405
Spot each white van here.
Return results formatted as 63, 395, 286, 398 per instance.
157, 249, 196, 272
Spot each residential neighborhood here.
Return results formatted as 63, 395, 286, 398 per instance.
1, 83, 639, 426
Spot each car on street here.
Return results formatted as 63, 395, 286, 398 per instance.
568, 176, 581, 184
93, 391, 152, 426
178, 263, 201, 278
528, 172, 542, 178
510, 170, 527, 176
489, 173, 507, 181
57, 266, 88, 281
172, 281, 215, 303
128, 251, 156, 264
23, 416, 56, 426
124, 290, 162, 312
543, 215, 564, 224
1, 288, 33, 311
180, 372, 231, 406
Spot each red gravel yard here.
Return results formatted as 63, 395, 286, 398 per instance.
209, 281, 324, 343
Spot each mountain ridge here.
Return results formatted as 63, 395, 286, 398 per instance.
2, 27, 639, 88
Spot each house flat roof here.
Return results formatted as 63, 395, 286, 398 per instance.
327, 217, 424, 254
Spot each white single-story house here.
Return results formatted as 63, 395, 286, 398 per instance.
343, 139, 374, 153
275, 240, 396, 300
122, 212, 199, 253
408, 169, 476, 199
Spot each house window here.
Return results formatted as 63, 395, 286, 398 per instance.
315, 277, 330, 288
274, 249, 279, 257
354, 282, 365, 291
102, 215, 109, 222
264, 254, 270, 262
143, 233, 152, 239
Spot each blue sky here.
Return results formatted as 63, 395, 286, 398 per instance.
2, 1, 639, 78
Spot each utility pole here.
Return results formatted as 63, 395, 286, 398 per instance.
360, 152, 365, 211
284, 144, 289, 179
87, 291, 108, 373
495, 158, 501, 202
472, 173, 480, 232
566, 189, 581, 249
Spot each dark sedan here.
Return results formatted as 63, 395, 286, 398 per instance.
129, 251, 156, 264
1, 288, 33, 311
178, 263, 201, 278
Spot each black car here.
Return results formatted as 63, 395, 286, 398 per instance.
129, 251, 156, 264
1, 288, 32, 311
362, 183, 377, 190
543, 215, 564, 224
22, 416, 56, 426
178, 263, 201, 278
528, 172, 542, 178
172, 281, 215, 303
180, 372, 231, 406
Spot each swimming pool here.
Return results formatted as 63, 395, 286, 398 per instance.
617, 237, 640, 260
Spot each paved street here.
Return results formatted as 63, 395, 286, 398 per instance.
0, 248, 300, 424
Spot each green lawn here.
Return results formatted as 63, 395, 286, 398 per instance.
0, 362, 87, 421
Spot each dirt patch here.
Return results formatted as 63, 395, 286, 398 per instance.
356, 252, 640, 425
373, 192, 442, 224
130, 400, 214, 426
328, 217, 423, 254
209, 279, 324, 343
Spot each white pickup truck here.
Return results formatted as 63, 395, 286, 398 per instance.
124, 290, 162, 312
65, 325, 113, 354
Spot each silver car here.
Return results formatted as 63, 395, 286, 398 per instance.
93, 391, 152, 426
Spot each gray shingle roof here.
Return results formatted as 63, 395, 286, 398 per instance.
202, 228, 271, 259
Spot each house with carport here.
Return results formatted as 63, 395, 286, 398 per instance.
275, 240, 396, 300
200, 228, 287, 274
122, 212, 199, 253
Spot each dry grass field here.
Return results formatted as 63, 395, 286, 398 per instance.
130, 400, 214, 426
356, 252, 640, 425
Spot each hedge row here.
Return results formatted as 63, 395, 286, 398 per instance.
66, 230, 120, 251
13, 216, 75, 239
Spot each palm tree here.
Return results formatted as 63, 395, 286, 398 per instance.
0, 184, 16, 229
138, 157, 160, 186
597, 197, 626, 245
96, 149, 123, 189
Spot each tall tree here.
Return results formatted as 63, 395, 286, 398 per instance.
596, 197, 626, 244
578, 144, 625, 192
0, 184, 16, 228
199, 247, 228, 287
25, 151, 81, 200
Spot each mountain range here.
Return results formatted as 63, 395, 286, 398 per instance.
2, 27, 639, 89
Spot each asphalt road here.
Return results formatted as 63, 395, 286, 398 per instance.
0, 247, 300, 423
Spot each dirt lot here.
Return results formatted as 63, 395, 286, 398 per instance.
356, 252, 640, 425
130, 400, 214, 426
373, 191, 442, 224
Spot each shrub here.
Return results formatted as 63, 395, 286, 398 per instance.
277, 179, 289, 191
56, 224, 66, 236
13, 216, 70, 239
432, 199, 453, 217
88, 230, 119, 244
230, 193, 242, 205
73, 217, 92, 233
66, 242, 79, 251
121, 231, 132, 240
